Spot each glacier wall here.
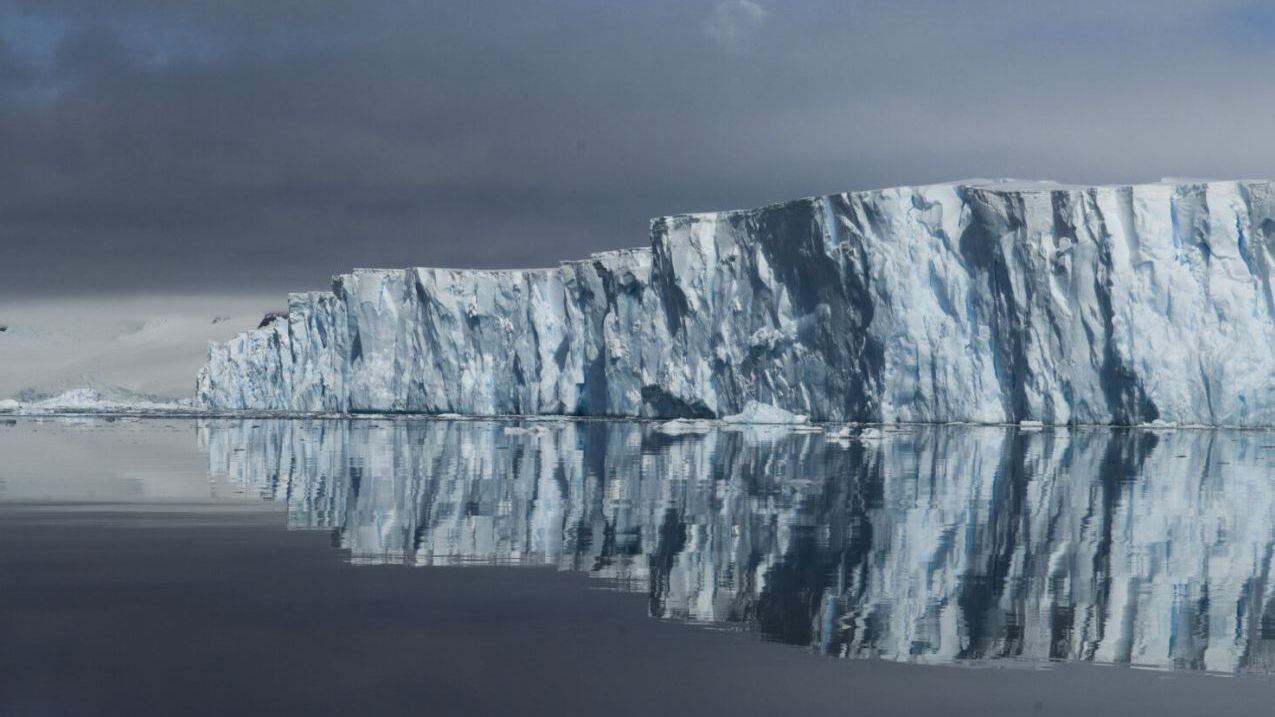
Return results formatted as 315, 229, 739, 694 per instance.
198, 179, 1275, 425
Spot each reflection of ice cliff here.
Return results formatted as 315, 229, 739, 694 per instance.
200, 181, 1275, 426
201, 419, 1275, 673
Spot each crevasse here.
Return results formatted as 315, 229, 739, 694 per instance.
197, 179, 1275, 425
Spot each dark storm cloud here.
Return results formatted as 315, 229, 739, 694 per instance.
2, 0, 1274, 295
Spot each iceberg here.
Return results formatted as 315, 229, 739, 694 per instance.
654, 418, 717, 434
720, 401, 809, 424
199, 178, 1275, 426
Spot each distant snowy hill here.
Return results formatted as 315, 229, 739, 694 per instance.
0, 295, 276, 401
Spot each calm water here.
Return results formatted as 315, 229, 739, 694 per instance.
5, 417, 1275, 715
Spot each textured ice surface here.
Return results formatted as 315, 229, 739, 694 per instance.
654, 418, 716, 434
2, 388, 192, 414
721, 401, 809, 424
199, 179, 1275, 425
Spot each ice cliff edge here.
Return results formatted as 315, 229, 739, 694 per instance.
197, 178, 1275, 425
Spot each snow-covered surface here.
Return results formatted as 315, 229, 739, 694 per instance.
0, 388, 193, 415
0, 294, 276, 401
198, 178, 1275, 426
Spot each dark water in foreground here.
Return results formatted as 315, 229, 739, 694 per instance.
4, 418, 1275, 715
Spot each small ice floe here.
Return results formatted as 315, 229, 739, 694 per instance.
825, 426, 854, 440
503, 424, 555, 437
0, 399, 18, 412
720, 401, 809, 425
1018, 420, 1044, 432
824, 426, 855, 447
655, 418, 716, 435
858, 427, 883, 442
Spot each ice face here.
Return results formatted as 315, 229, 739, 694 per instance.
198, 179, 1275, 425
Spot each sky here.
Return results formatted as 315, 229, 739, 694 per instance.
3, 0, 1275, 297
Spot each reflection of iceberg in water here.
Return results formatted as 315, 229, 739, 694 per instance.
199, 419, 1275, 673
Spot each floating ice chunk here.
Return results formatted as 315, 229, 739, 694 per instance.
721, 401, 809, 425
0, 399, 18, 412
655, 418, 716, 435
503, 425, 555, 437
825, 426, 856, 447
722, 423, 796, 443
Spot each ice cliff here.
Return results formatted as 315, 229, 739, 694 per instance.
198, 179, 1275, 425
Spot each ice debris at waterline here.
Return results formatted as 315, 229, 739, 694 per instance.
199, 178, 1275, 425
0, 388, 193, 415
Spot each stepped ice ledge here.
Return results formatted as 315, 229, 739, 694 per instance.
198, 178, 1275, 426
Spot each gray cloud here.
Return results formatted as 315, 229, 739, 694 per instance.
703, 1, 768, 51
1, 0, 1273, 296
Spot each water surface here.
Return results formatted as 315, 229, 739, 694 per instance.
5, 417, 1275, 715
201, 418, 1275, 673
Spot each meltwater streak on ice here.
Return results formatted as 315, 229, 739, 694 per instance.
202, 418, 1275, 674
198, 179, 1275, 425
